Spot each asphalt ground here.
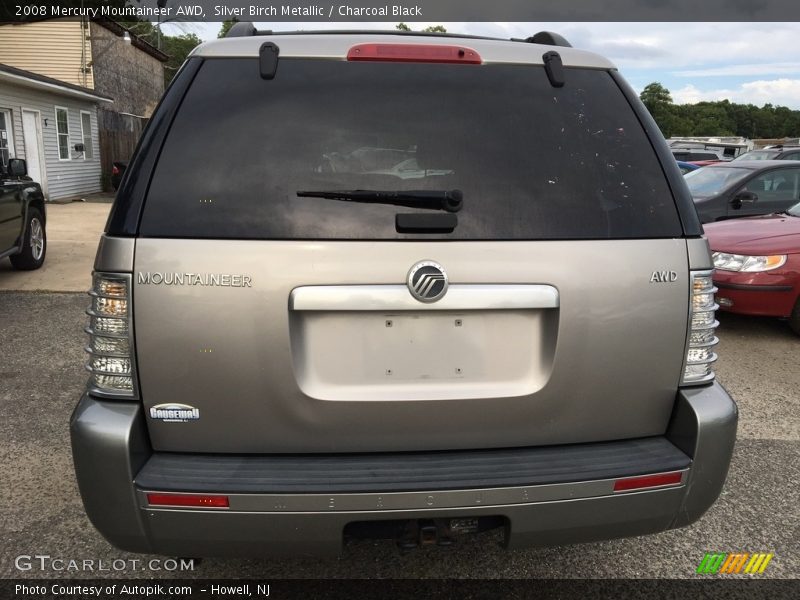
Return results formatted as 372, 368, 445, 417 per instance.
0, 292, 798, 581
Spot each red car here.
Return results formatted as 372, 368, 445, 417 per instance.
704, 202, 800, 334
687, 160, 723, 167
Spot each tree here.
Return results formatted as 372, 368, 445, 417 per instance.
635, 81, 800, 139
639, 82, 673, 115
396, 23, 447, 33
160, 33, 202, 85
218, 19, 238, 39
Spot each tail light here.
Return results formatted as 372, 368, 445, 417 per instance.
85, 273, 138, 397
112, 165, 120, 176
682, 270, 719, 385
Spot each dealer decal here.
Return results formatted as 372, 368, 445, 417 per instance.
149, 403, 200, 423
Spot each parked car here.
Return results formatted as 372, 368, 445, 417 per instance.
672, 150, 727, 162
705, 202, 800, 334
71, 28, 737, 558
684, 160, 800, 223
733, 146, 800, 162
687, 160, 722, 168
0, 158, 46, 270
111, 161, 127, 191
677, 160, 700, 174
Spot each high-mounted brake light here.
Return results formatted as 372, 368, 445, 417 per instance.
85, 273, 138, 397
347, 43, 482, 64
613, 472, 683, 492
147, 493, 230, 508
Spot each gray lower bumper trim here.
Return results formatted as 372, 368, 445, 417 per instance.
70, 382, 737, 557
134, 437, 690, 494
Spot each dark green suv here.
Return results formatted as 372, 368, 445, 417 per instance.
0, 158, 46, 270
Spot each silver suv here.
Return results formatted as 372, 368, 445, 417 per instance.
71, 29, 737, 557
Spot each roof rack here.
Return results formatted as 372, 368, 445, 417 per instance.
224, 23, 572, 48
226, 24, 498, 41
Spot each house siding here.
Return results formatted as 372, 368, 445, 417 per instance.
0, 84, 102, 200
0, 20, 94, 89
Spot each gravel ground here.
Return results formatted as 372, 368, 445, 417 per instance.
0, 292, 797, 580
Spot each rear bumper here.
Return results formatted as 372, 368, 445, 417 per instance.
70, 383, 737, 557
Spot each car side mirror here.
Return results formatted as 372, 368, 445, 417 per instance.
731, 190, 757, 210
7, 158, 27, 177
74, 143, 85, 152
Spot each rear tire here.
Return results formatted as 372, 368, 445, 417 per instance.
10, 208, 46, 270
790, 298, 800, 336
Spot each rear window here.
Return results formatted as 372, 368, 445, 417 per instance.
139, 58, 682, 240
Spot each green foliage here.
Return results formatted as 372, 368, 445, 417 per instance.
218, 19, 238, 39
396, 23, 447, 33
639, 82, 800, 138
160, 33, 202, 85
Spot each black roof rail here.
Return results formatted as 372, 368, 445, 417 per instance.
226, 21, 257, 37
511, 32, 572, 48
225, 26, 510, 42
226, 22, 273, 38
224, 25, 573, 48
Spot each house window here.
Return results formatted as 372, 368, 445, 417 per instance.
80, 111, 93, 159
55, 106, 70, 160
0, 109, 14, 167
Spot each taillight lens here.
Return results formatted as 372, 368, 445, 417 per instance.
682, 271, 719, 385
85, 273, 137, 397
347, 43, 482, 64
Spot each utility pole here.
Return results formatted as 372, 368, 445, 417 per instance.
157, 0, 168, 50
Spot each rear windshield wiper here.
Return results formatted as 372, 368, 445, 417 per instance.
296, 189, 463, 212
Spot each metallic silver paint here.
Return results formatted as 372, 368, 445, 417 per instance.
70, 396, 151, 553
93, 235, 135, 273
687, 237, 715, 270
190, 34, 617, 70
667, 382, 738, 527
139, 487, 687, 557
70, 384, 735, 557
135, 471, 687, 513
134, 238, 688, 453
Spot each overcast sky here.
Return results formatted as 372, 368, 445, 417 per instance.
161, 21, 800, 109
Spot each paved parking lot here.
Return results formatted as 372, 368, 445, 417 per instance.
0, 204, 798, 579
0, 202, 111, 293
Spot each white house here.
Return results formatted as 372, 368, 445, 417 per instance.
0, 62, 112, 200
